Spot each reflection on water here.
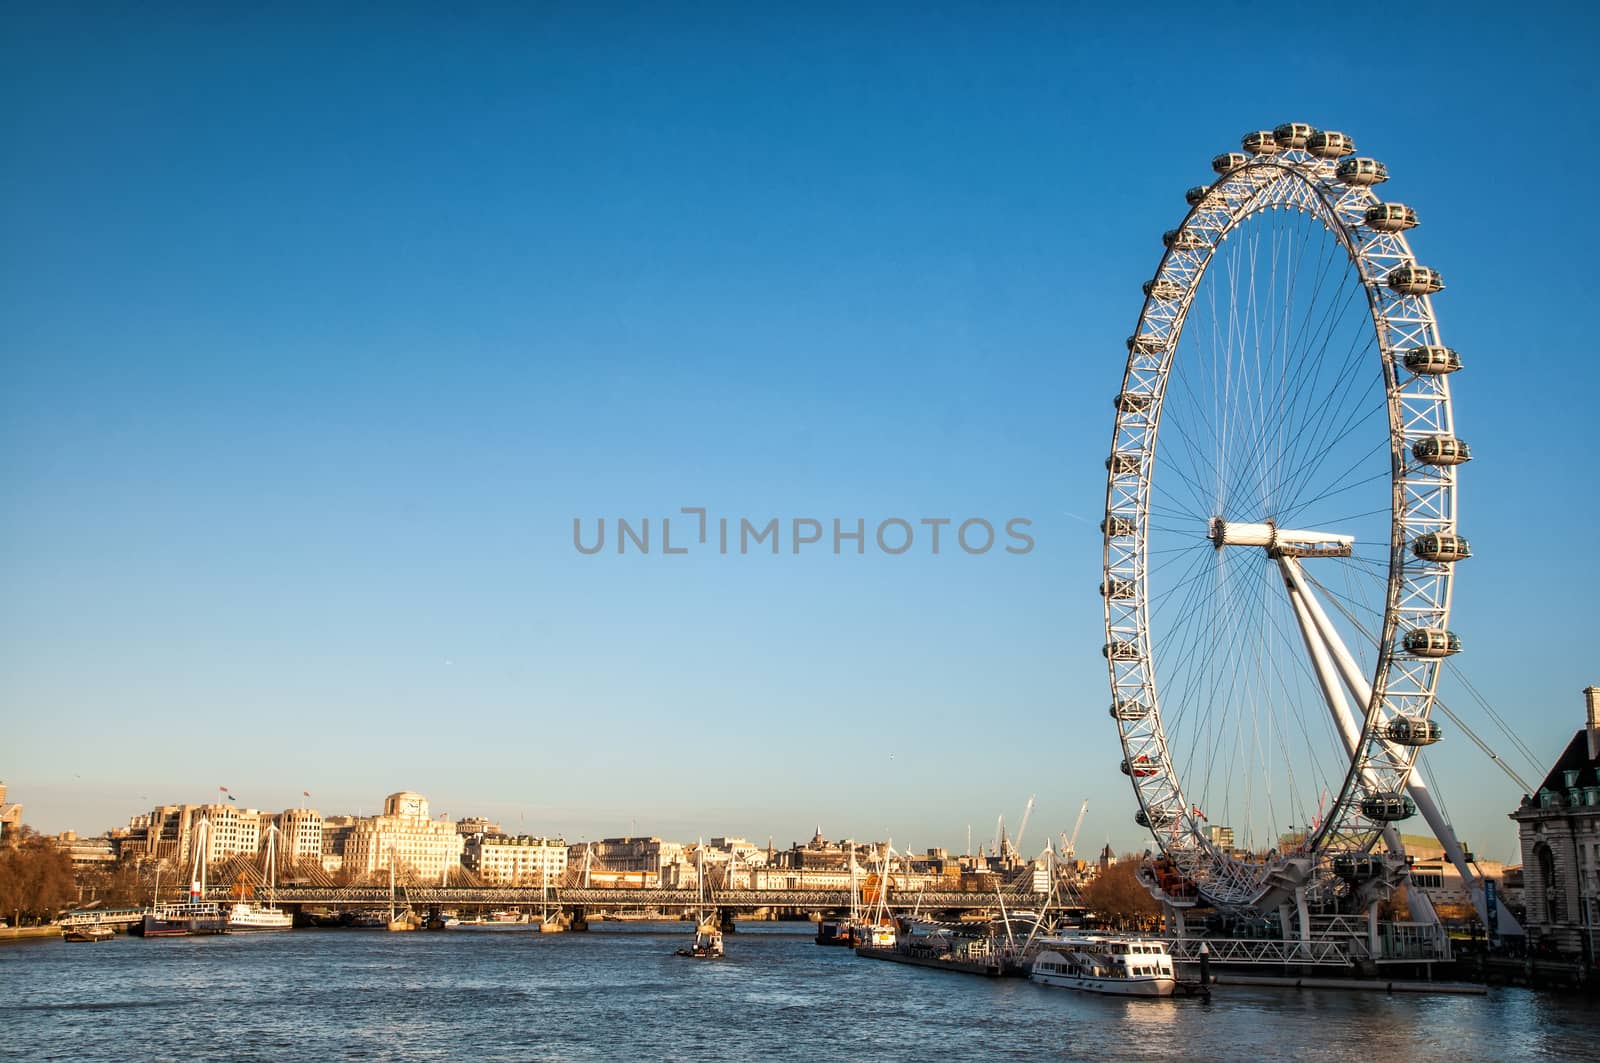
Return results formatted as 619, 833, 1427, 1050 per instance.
1, 924, 1596, 1062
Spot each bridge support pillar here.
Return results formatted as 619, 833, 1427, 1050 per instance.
569, 907, 589, 932
718, 908, 737, 933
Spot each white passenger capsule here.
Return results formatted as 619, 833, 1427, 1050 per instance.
1364, 202, 1418, 231
1127, 335, 1167, 355
1361, 792, 1418, 822
1402, 345, 1461, 374
1306, 130, 1356, 158
1101, 578, 1136, 599
1104, 640, 1140, 661
1273, 122, 1316, 148
1387, 264, 1445, 295
1114, 391, 1154, 413
1335, 157, 1388, 186
1143, 278, 1184, 300
1212, 151, 1251, 175
1109, 700, 1150, 721
1106, 453, 1142, 475
1185, 185, 1212, 207
1121, 757, 1158, 778
1135, 807, 1175, 829
1163, 228, 1209, 251
1101, 515, 1135, 537
1412, 533, 1471, 562
1402, 628, 1462, 657
1382, 718, 1443, 746
1412, 436, 1471, 465
1242, 130, 1280, 154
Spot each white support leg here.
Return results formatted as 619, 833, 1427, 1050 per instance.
1280, 557, 1488, 930
1282, 560, 1413, 892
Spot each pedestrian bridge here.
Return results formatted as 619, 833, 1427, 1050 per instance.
194, 885, 1064, 913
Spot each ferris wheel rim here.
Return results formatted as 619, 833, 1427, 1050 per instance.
1101, 127, 1464, 911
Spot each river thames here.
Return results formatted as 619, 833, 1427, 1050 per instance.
2, 924, 1596, 1061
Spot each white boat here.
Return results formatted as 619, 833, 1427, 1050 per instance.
227, 901, 293, 932
1029, 934, 1176, 997
229, 825, 293, 931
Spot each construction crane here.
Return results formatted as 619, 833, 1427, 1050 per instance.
1014, 794, 1037, 856
1062, 799, 1089, 863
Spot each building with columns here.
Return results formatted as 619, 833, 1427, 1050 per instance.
1510, 686, 1600, 960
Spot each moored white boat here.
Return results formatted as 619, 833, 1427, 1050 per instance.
1030, 934, 1176, 997
228, 825, 293, 931
228, 901, 293, 932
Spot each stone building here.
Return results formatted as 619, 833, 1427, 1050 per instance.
568, 837, 685, 886
0, 783, 22, 841
276, 808, 324, 864
464, 835, 568, 884
1397, 833, 1509, 916
320, 815, 359, 874
1510, 686, 1600, 959
339, 792, 465, 882
125, 803, 264, 868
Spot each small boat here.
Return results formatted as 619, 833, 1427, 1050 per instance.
1029, 934, 1176, 997
819, 844, 891, 947
675, 844, 724, 959
63, 925, 115, 943
383, 834, 415, 931
815, 918, 856, 946
451, 909, 530, 929
676, 920, 725, 959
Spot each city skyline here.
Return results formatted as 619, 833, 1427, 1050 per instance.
6, 7, 1600, 866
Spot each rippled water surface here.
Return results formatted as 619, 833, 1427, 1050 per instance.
3, 924, 1597, 1061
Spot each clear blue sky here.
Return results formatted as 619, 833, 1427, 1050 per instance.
3, 5, 1596, 863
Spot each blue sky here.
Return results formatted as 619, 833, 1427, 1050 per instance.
3, 5, 1596, 863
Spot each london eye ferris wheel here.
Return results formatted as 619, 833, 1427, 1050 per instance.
1101, 123, 1471, 916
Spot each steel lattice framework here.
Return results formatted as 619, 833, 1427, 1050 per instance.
1101, 124, 1467, 913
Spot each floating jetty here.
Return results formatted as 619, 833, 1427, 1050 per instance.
1210, 974, 1484, 995
854, 943, 1020, 978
